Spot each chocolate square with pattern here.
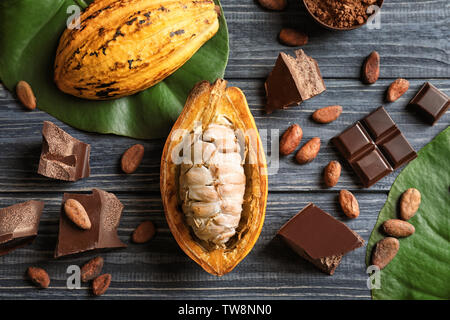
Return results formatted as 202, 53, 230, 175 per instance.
332, 106, 416, 188
361, 106, 399, 143
351, 147, 393, 188
380, 133, 417, 169
332, 122, 374, 161
408, 82, 449, 125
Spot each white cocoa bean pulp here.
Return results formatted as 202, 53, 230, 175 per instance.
179, 118, 245, 247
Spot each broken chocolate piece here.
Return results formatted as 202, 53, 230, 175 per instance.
277, 203, 364, 275
55, 189, 126, 258
38, 121, 91, 181
332, 106, 417, 187
0, 200, 44, 256
408, 82, 449, 125
265, 49, 326, 113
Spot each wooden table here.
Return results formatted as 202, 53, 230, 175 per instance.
0, 0, 448, 300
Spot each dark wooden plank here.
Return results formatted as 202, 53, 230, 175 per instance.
0, 79, 448, 193
223, 0, 450, 79
0, 0, 448, 300
0, 191, 382, 299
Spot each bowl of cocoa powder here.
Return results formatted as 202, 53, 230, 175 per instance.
303, 0, 384, 31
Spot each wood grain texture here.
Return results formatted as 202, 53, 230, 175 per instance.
0, 192, 381, 299
0, 79, 447, 193
0, 0, 448, 300
224, 0, 450, 79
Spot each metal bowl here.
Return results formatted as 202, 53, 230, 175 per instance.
302, 0, 384, 31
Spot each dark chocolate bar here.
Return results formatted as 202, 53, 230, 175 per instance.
277, 203, 364, 275
0, 200, 44, 256
332, 106, 417, 187
408, 82, 449, 125
55, 189, 126, 258
265, 49, 326, 114
38, 121, 91, 181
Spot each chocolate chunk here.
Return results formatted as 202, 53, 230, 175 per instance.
277, 203, 364, 275
351, 146, 393, 187
0, 200, 44, 256
38, 121, 91, 181
332, 106, 417, 187
265, 49, 326, 113
361, 106, 399, 144
332, 122, 374, 162
408, 82, 449, 125
379, 132, 417, 169
55, 189, 126, 258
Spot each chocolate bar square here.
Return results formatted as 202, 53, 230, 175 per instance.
361, 106, 399, 143
332, 122, 374, 161
277, 203, 364, 275
380, 133, 417, 169
351, 147, 393, 188
408, 82, 449, 125
332, 106, 417, 188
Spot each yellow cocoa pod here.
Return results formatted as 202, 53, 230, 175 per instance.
54, 0, 219, 100
161, 79, 268, 276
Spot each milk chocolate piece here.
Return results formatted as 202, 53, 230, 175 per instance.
408, 82, 449, 125
55, 189, 126, 258
277, 203, 364, 275
332, 107, 417, 187
0, 200, 44, 256
265, 49, 326, 113
38, 121, 90, 181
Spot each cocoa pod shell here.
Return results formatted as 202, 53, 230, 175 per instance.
160, 79, 268, 276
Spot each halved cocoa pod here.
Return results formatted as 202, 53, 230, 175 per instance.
160, 79, 268, 276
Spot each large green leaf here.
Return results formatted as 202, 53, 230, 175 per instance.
366, 127, 450, 300
0, 0, 228, 139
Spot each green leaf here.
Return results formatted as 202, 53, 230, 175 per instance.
366, 127, 450, 300
0, 0, 228, 139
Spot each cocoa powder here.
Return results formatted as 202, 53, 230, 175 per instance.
304, 0, 379, 29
